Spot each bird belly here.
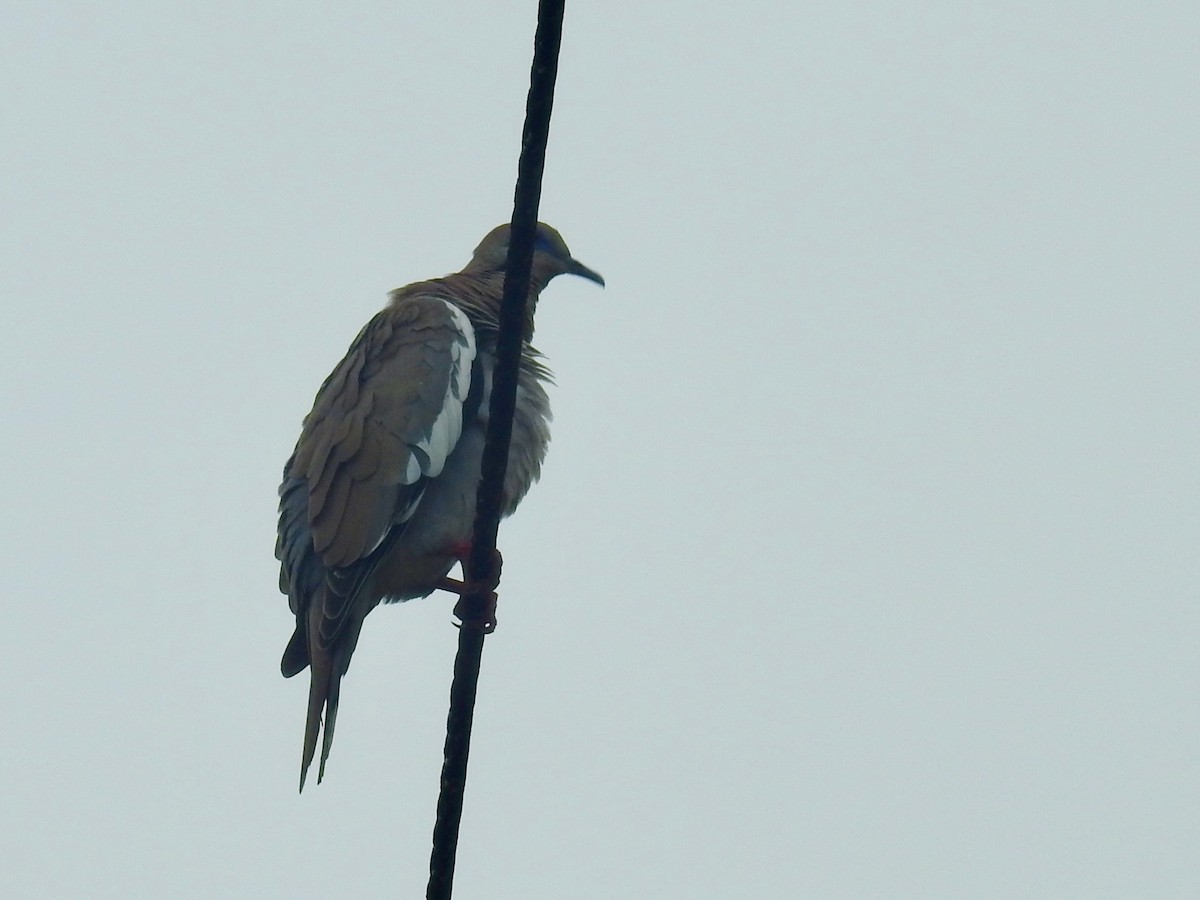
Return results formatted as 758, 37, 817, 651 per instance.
372, 425, 488, 601
372, 368, 551, 602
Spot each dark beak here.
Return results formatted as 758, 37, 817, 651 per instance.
565, 258, 605, 287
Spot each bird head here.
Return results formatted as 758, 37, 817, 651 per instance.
468, 222, 605, 290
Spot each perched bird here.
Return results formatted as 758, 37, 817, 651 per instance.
275, 222, 603, 790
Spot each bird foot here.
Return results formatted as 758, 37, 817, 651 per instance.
449, 589, 498, 633
439, 545, 503, 632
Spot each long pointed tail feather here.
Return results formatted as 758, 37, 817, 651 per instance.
299, 598, 339, 792
317, 664, 343, 785
296, 589, 370, 791
299, 650, 333, 792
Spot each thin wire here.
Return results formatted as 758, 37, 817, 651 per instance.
426, 2, 566, 897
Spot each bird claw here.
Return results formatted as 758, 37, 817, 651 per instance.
439, 545, 503, 632
452, 592, 498, 633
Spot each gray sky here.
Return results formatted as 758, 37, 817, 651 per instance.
3, 2, 1197, 897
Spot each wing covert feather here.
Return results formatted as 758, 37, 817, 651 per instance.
287, 295, 477, 571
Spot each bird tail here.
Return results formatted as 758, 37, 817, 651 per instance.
297, 589, 370, 791
298, 596, 346, 792
299, 639, 338, 792
292, 580, 372, 792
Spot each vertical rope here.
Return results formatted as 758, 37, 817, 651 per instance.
426, 2, 566, 897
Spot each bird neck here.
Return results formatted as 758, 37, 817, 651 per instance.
395, 271, 541, 344
454, 269, 543, 343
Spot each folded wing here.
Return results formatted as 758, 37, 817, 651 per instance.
276, 293, 476, 666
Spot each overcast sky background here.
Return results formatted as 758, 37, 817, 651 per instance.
3, 2, 1197, 897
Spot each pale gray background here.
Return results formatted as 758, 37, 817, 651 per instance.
3, 2, 1197, 897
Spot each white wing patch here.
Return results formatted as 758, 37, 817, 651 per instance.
401, 299, 476, 488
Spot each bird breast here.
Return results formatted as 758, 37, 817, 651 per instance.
373, 350, 552, 601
